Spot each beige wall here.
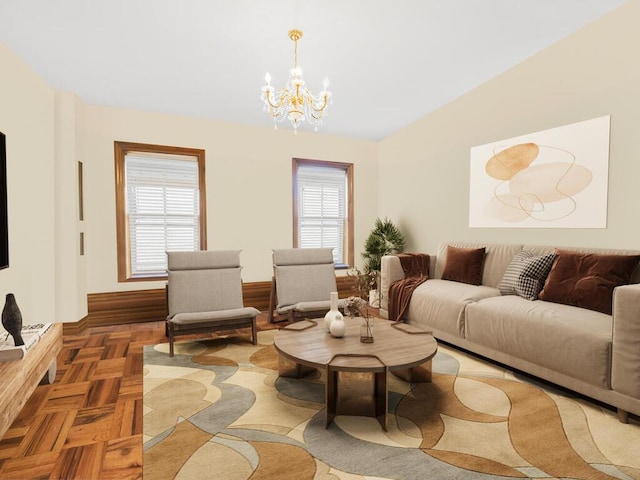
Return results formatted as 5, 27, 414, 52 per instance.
0, 42, 57, 325
379, 1, 640, 254
54, 91, 87, 322
83, 106, 379, 292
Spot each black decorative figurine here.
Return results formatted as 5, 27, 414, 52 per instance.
2, 293, 24, 346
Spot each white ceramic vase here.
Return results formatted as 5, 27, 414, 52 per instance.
324, 291, 342, 332
329, 314, 346, 338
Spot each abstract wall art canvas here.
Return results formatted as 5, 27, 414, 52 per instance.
469, 115, 610, 228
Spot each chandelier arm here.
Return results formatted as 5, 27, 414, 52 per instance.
264, 89, 287, 110
308, 92, 329, 113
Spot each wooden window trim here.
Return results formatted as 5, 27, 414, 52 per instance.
114, 141, 207, 282
292, 157, 354, 269
78, 161, 84, 221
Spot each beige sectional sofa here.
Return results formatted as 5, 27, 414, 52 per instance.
380, 241, 640, 422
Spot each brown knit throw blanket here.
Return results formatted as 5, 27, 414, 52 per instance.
388, 253, 430, 321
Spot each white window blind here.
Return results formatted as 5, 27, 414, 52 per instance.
125, 154, 200, 276
297, 164, 346, 265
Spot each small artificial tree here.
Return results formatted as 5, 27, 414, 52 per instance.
362, 217, 405, 276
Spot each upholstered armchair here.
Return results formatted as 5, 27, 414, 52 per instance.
268, 247, 344, 323
166, 250, 259, 356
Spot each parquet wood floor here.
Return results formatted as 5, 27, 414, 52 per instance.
0, 314, 279, 480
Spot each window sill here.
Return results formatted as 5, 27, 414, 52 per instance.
119, 273, 168, 282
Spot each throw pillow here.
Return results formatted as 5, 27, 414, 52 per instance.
538, 249, 640, 315
441, 246, 486, 286
499, 251, 556, 300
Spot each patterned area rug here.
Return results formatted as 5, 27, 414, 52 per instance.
143, 330, 640, 480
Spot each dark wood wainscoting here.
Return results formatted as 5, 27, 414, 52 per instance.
64, 276, 356, 335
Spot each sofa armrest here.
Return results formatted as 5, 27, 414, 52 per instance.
611, 283, 640, 398
379, 254, 437, 318
379, 255, 405, 319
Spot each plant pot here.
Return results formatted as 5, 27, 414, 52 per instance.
368, 289, 380, 308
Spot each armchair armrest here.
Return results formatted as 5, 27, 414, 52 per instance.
611, 283, 640, 399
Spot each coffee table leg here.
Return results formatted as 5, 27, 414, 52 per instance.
325, 367, 337, 428
374, 369, 388, 431
325, 367, 388, 431
278, 355, 316, 378
391, 358, 432, 383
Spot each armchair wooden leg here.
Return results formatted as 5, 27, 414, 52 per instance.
268, 277, 277, 324
251, 318, 257, 345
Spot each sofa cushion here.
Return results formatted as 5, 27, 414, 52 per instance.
498, 251, 556, 300
465, 295, 612, 388
441, 246, 486, 285
171, 307, 260, 325
407, 279, 500, 338
538, 249, 640, 314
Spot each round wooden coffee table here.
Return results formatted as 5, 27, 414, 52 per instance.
274, 316, 437, 430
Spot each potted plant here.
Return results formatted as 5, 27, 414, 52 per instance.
361, 217, 405, 306
347, 267, 378, 302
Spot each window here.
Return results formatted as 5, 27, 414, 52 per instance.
115, 141, 206, 281
293, 158, 353, 268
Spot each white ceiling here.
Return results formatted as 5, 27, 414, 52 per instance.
0, 0, 627, 140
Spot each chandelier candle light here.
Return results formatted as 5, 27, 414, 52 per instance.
261, 29, 332, 133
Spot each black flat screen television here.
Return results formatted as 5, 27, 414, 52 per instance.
0, 132, 8, 270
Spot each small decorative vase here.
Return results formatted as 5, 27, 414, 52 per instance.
329, 314, 346, 338
360, 315, 374, 343
2, 293, 24, 346
324, 291, 343, 332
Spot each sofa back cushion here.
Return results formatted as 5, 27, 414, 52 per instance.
538, 249, 640, 315
435, 242, 524, 288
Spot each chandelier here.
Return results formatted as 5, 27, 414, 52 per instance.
261, 29, 332, 133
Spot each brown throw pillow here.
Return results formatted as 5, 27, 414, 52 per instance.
441, 246, 486, 285
538, 249, 640, 315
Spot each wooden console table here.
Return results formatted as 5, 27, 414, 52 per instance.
0, 323, 62, 439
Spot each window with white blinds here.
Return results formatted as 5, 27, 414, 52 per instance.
115, 142, 206, 281
126, 155, 200, 276
293, 159, 353, 267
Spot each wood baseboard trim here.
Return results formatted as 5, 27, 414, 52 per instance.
62, 316, 89, 336
66, 276, 355, 334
